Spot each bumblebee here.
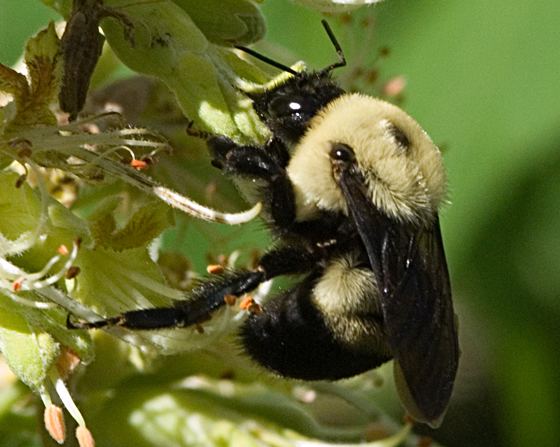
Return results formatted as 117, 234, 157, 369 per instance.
70, 21, 459, 427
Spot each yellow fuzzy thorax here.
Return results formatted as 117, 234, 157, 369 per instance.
287, 93, 447, 225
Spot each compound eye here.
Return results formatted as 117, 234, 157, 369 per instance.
268, 95, 311, 118
329, 143, 355, 163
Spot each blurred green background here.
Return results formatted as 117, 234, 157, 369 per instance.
1, 0, 559, 446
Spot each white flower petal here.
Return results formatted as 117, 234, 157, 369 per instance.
293, 0, 384, 13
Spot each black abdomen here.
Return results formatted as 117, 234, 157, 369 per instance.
240, 275, 391, 380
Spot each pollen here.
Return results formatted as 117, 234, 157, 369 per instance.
239, 295, 254, 310
44, 404, 66, 444
65, 266, 81, 279
223, 294, 237, 306
240, 296, 262, 315
11, 278, 23, 292
206, 264, 225, 275
56, 349, 81, 380
57, 244, 70, 256
130, 158, 148, 170
15, 174, 27, 188
248, 302, 262, 314
76, 425, 96, 447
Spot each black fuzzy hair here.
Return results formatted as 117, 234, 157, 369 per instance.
248, 71, 345, 145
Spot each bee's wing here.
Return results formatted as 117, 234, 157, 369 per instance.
381, 219, 459, 427
338, 167, 459, 427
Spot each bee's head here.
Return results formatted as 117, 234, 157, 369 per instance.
248, 73, 344, 145
236, 20, 346, 145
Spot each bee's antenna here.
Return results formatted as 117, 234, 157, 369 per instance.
235, 20, 345, 76
234, 45, 298, 76
320, 19, 347, 73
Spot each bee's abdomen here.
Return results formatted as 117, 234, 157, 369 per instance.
240, 274, 391, 380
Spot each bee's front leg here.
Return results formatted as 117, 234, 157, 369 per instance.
207, 136, 297, 229
207, 136, 284, 179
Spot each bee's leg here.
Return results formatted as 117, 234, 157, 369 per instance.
208, 136, 289, 172
67, 269, 265, 330
67, 246, 318, 331
207, 136, 297, 230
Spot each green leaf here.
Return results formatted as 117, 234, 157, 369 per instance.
24, 21, 61, 100
0, 172, 82, 271
0, 171, 93, 366
0, 173, 41, 239
0, 305, 59, 391
100, 0, 267, 142
0, 64, 29, 101
90, 200, 174, 251
41, 0, 73, 18
88, 196, 120, 247
89, 380, 406, 447
48, 204, 91, 246
73, 245, 181, 313
174, 0, 266, 46
108, 202, 174, 251
2, 22, 61, 135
